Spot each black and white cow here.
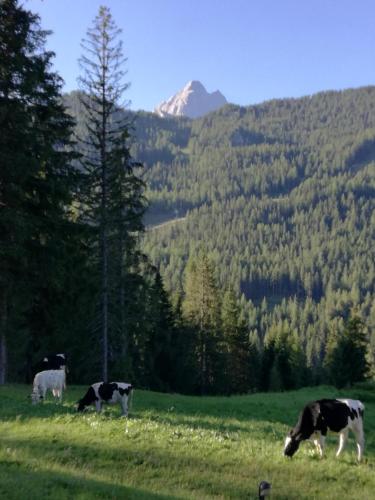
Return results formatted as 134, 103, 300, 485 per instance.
41, 353, 68, 372
77, 382, 133, 416
284, 398, 365, 461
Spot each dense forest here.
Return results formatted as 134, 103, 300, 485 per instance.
65, 86, 375, 391
130, 87, 375, 375
1, 0, 374, 395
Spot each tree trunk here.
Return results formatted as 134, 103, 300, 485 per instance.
0, 293, 8, 384
101, 30, 108, 383
119, 231, 127, 364
101, 225, 108, 382
100, 124, 108, 382
100, 139, 108, 382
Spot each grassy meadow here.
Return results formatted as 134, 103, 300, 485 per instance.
1, 384, 375, 499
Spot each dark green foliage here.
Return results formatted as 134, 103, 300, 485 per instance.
326, 315, 370, 388
140, 269, 175, 391
259, 340, 276, 392
168, 294, 199, 394
182, 253, 222, 394
259, 330, 313, 392
221, 289, 252, 394
0, 0, 81, 382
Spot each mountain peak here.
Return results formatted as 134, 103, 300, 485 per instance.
155, 80, 227, 119
184, 80, 205, 91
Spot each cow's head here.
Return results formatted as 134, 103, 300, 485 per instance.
31, 391, 43, 405
77, 399, 87, 412
283, 430, 301, 457
77, 386, 97, 412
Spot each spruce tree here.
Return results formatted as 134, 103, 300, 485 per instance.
142, 269, 175, 390
78, 6, 146, 380
221, 289, 251, 393
0, 0, 78, 382
259, 340, 276, 392
326, 314, 370, 388
183, 253, 221, 394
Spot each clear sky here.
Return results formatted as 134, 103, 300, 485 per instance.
26, 0, 375, 112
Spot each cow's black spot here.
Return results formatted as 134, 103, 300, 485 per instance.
118, 386, 132, 396
320, 400, 351, 433
41, 353, 67, 371
98, 383, 118, 401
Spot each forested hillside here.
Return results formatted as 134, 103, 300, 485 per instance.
123, 87, 375, 368
65, 87, 375, 377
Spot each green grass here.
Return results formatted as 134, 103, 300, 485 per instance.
1, 384, 375, 499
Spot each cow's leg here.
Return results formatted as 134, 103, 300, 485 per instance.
352, 424, 365, 462
95, 400, 102, 413
312, 434, 320, 454
52, 388, 62, 402
316, 433, 325, 458
311, 432, 323, 457
336, 428, 348, 457
120, 396, 128, 417
356, 432, 365, 462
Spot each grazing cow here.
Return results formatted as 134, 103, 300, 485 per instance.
41, 353, 68, 372
31, 369, 66, 404
77, 382, 133, 416
284, 398, 365, 461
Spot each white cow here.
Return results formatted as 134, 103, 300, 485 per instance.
31, 369, 66, 404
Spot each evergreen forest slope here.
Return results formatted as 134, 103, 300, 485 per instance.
66, 87, 375, 366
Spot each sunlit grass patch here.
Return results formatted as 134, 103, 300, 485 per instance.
1, 384, 375, 499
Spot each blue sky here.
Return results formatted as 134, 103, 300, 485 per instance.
26, 0, 375, 112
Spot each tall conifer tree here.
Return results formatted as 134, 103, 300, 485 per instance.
221, 289, 251, 393
183, 253, 221, 393
326, 314, 370, 388
0, 0, 78, 383
78, 6, 145, 380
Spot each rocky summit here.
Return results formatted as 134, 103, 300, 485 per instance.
154, 80, 227, 119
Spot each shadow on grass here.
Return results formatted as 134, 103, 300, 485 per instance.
0, 385, 96, 422
0, 461, 180, 499
3, 434, 367, 500
1, 434, 261, 500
